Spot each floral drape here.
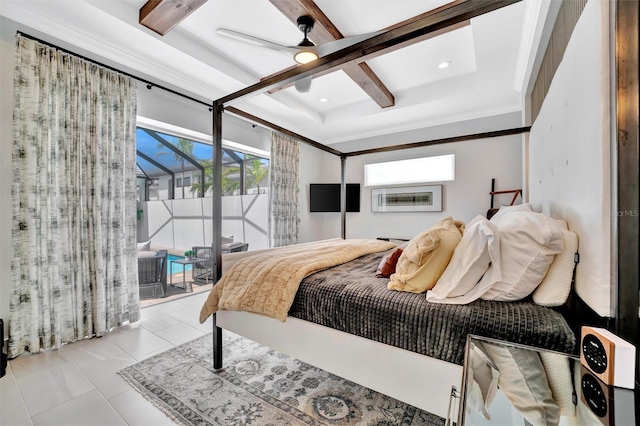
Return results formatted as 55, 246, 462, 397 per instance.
9, 35, 139, 357
268, 131, 300, 247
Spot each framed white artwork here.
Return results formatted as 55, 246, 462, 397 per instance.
371, 185, 443, 212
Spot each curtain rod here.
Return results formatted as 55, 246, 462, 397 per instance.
15, 31, 336, 151
15, 31, 529, 159
16, 31, 212, 109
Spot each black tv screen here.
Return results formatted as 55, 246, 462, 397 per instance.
310, 183, 360, 212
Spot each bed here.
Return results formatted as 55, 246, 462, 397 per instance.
199, 227, 576, 419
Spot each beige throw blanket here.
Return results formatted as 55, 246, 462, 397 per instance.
199, 239, 396, 323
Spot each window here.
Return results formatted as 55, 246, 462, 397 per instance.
135, 117, 270, 200
244, 155, 269, 194
364, 153, 455, 187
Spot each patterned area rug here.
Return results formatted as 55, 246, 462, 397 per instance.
119, 332, 444, 426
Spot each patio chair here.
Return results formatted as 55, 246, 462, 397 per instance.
192, 246, 214, 283
138, 250, 167, 299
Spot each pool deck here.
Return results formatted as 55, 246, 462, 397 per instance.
140, 245, 213, 308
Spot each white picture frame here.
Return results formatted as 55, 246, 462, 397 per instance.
371, 185, 443, 212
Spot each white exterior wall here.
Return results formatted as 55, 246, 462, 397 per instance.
137, 194, 269, 251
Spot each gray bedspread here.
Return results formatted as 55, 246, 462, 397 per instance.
288, 249, 576, 366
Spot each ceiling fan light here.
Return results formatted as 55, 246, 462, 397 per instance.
294, 50, 319, 64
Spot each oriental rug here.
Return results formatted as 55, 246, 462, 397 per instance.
119, 332, 444, 426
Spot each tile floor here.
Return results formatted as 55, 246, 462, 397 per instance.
1, 291, 214, 426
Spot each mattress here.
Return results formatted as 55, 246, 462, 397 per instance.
288, 250, 576, 366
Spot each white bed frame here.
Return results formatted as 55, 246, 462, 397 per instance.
213, 310, 463, 419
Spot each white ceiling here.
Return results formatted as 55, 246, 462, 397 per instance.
0, 0, 544, 146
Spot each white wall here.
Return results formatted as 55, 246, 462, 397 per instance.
314, 112, 524, 240
529, 0, 612, 317
298, 144, 342, 242
137, 194, 268, 251
315, 136, 523, 240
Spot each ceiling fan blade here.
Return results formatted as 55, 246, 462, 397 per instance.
294, 76, 312, 93
314, 31, 384, 58
216, 29, 299, 54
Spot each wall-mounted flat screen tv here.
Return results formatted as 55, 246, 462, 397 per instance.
310, 183, 360, 212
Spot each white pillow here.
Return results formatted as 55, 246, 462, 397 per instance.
533, 220, 578, 306
480, 210, 563, 302
489, 203, 534, 224
427, 216, 499, 302
479, 342, 560, 425
137, 240, 151, 251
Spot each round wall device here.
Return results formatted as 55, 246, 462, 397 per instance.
582, 333, 608, 374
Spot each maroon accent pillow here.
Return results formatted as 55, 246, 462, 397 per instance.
376, 248, 404, 278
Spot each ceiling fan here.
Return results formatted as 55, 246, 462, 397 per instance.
216, 16, 381, 93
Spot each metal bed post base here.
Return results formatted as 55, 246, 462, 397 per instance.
212, 314, 223, 370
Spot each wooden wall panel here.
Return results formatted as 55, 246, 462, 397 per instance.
614, 0, 639, 387
531, 0, 588, 121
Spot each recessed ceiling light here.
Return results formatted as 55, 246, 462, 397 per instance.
438, 61, 452, 69
319, 97, 329, 103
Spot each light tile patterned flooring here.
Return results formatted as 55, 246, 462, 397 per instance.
1, 291, 214, 426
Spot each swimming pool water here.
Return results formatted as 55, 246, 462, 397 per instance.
167, 254, 193, 275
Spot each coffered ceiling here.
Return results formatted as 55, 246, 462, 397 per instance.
0, 0, 549, 145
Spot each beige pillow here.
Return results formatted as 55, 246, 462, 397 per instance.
137, 250, 157, 258
539, 352, 576, 417
388, 217, 464, 293
533, 220, 578, 306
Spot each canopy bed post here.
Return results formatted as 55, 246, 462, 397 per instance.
212, 100, 224, 370
614, 0, 639, 386
341, 156, 346, 239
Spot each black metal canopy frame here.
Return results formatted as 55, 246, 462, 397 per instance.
209, 0, 524, 276
15, 0, 637, 381
208, 0, 527, 368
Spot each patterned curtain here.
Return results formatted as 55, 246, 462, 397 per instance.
9, 35, 139, 357
268, 131, 300, 247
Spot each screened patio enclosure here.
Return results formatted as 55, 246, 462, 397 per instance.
135, 126, 270, 253
135, 127, 269, 202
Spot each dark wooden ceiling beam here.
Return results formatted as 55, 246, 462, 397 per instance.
139, 0, 208, 36
268, 0, 395, 108
218, 0, 520, 107
264, 0, 469, 103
